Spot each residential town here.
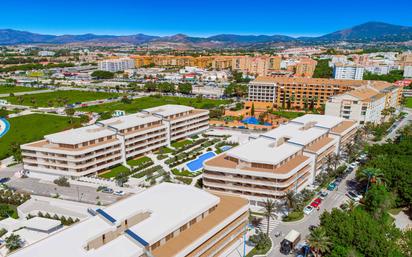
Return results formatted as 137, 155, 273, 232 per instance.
0, 3, 411, 257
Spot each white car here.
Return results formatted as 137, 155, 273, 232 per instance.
349, 163, 357, 169
303, 205, 314, 215
346, 191, 361, 202
113, 190, 125, 196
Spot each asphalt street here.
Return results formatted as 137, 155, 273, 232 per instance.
267, 166, 358, 257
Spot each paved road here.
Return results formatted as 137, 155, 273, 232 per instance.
7, 177, 121, 206
267, 166, 358, 257
384, 108, 412, 141
0, 89, 52, 98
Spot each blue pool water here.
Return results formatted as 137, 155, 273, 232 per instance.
0, 118, 10, 138
186, 151, 217, 172
241, 116, 272, 126
220, 145, 232, 151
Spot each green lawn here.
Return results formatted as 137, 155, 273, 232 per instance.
0, 204, 18, 219
127, 156, 152, 166
271, 110, 305, 119
0, 114, 81, 159
0, 86, 41, 94
1, 90, 119, 107
156, 146, 174, 154
171, 139, 193, 149
405, 97, 412, 108
79, 95, 230, 114
99, 165, 130, 179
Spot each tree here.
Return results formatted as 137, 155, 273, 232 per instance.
115, 172, 129, 187
251, 102, 255, 116
178, 83, 192, 94
65, 108, 75, 124
358, 167, 385, 192
250, 216, 262, 228
262, 199, 278, 235
364, 185, 394, 220
144, 82, 157, 92
313, 59, 333, 78
285, 190, 297, 212
91, 70, 114, 79
307, 228, 332, 257
10, 142, 22, 162
5, 234, 22, 252
120, 96, 132, 104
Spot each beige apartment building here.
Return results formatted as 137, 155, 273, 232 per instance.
21, 105, 209, 177
246, 77, 396, 110
325, 83, 401, 124
203, 114, 357, 206
131, 55, 282, 76
10, 183, 249, 257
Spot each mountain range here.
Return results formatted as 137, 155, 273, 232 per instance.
1, 22, 412, 47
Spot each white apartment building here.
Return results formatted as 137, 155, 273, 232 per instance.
38, 50, 55, 57
203, 114, 357, 207
325, 83, 401, 124
333, 64, 365, 80
98, 58, 135, 72
142, 105, 209, 142
404, 66, 412, 78
328, 55, 348, 67
21, 105, 209, 177
10, 183, 249, 257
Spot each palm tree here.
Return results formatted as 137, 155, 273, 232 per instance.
307, 228, 332, 257
250, 216, 262, 228
359, 167, 385, 192
325, 154, 334, 172
347, 200, 356, 212
262, 199, 278, 235
343, 143, 356, 163
285, 190, 297, 212
332, 153, 341, 173
5, 234, 22, 252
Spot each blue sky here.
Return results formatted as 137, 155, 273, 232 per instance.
1, 0, 411, 37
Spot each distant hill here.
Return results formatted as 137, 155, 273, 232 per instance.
1, 22, 412, 46
313, 22, 412, 42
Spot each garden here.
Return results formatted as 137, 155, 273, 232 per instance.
0, 85, 41, 95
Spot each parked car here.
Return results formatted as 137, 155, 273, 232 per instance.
346, 191, 361, 202
319, 190, 329, 199
310, 201, 320, 208
303, 206, 314, 215
0, 178, 10, 184
102, 188, 114, 194
327, 182, 337, 191
113, 190, 125, 196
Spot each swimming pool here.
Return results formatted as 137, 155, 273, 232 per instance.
186, 151, 217, 172
0, 118, 10, 138
220, 145, 232, 151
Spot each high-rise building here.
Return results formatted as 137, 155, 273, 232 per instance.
333, 64, 365, 80
98, 58, 136, 72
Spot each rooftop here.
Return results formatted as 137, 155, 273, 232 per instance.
98, 112, 162, 131
9, 183, 223, 257
291, 114, 345, 130
143, 104, 194, 117
44, 125, 116, 145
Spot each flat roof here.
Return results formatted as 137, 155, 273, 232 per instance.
98, 112, 162, 131
227, 137, 302, 165
291, 114, 345, 130
263, 122, 328, 146
45, 125, 116, 145
143, 104, 194, 117
24, 217, 61, 232
9, 183, 220, 257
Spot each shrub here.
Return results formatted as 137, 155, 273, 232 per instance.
53, 177, 70, 187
